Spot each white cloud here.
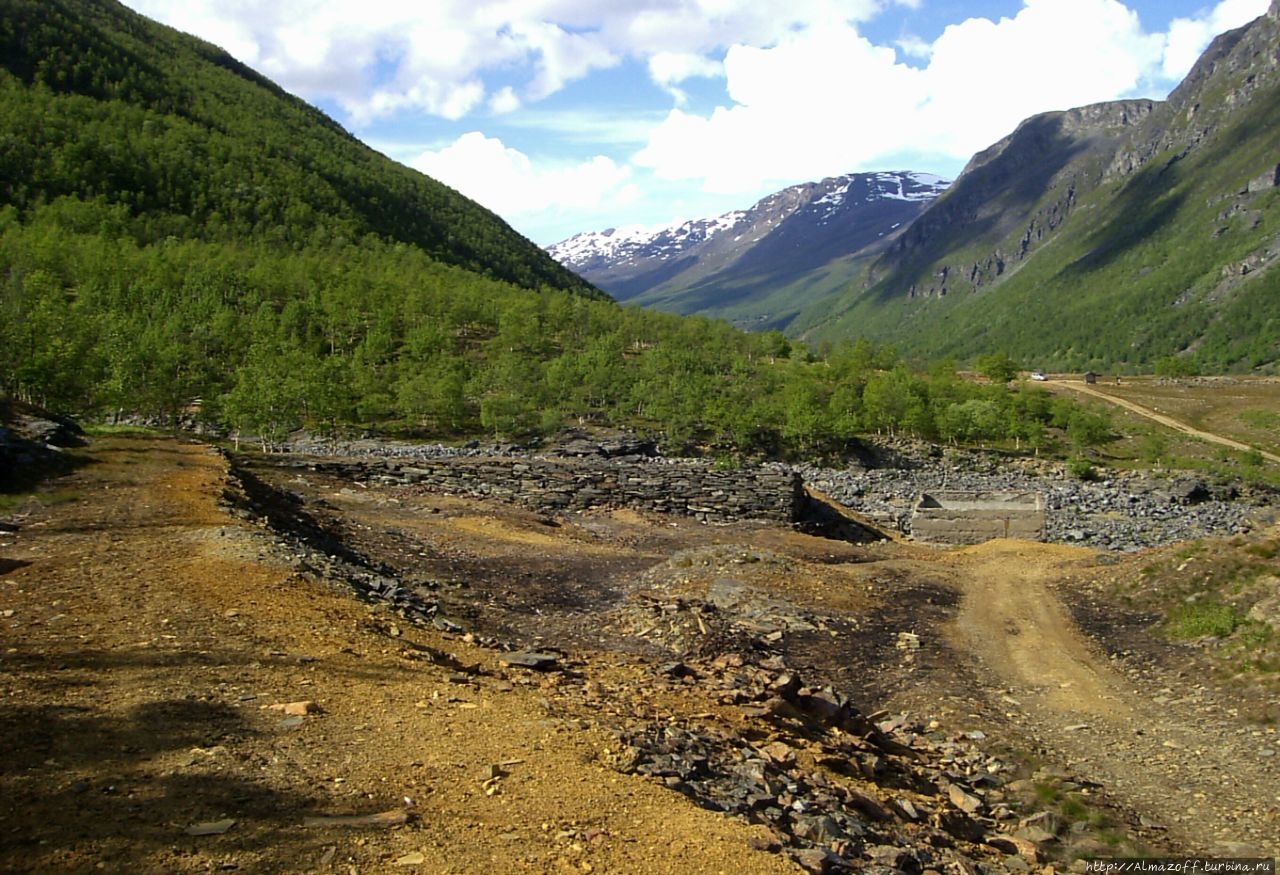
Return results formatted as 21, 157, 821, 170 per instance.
636, 24, 929, 191
408, 132, 637, 232
634, 0, 1261, 193
489, 86, 522, 115
918, 0, 1164, 156
501, 19, 620, 101
121, 0, 1273, 239
127, 0, 1272, 129
124, 0, 889, 125
497, 108, 669, 151
648, 51, 724, 103
894, 35, 933, 61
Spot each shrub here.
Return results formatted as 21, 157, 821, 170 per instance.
1067, 456, 1099, 480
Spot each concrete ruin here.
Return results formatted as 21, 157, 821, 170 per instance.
910, 491, 1046, 545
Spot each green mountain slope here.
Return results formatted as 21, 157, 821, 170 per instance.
794, 3, 1280, 373
0, 0, 600, 297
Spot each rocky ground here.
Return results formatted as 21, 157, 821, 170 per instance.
1, 432, 1278, 874
799, 447, 1274, 552
279, 433, 1277, 552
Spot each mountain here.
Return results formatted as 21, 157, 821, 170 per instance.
0, 0, 600, 300
548, 171, 950, 329
791, 1, 1280, 373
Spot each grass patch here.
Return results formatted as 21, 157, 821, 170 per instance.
1067, 456, 1100, 480
1034, 782, 1063, 804
1165, 600, 1240, 639
1059, 797, 1087, 818
1239, 409, 1280, 430
0, 486, 82, 515
1229, 621, 1277, 669
1173, 542, 1206, 561
1244, 541, 1278, 559
0, 493, 32, 514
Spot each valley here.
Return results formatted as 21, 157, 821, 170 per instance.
1051, 377, 1280, 465
3, 2, 1280, 870
546, 4, 1280, 373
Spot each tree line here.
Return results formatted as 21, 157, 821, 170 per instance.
1, 198, 1113, 460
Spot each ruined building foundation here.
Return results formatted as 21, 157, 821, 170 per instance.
910, 491, 1046, 545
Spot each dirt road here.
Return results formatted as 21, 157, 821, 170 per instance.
947, 540, 1279, 856
1054, 380, 1280, 464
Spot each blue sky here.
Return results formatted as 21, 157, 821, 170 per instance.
123, 0, 1271, 246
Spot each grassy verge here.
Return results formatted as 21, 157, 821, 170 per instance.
1124, 532, 1280, 700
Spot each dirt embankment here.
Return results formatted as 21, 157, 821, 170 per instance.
1, 435, 1276, 873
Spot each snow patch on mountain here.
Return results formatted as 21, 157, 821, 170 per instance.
548, 210, 750, 266
548, 171, 951, 271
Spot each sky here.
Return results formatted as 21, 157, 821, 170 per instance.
122, 0, 1271, 246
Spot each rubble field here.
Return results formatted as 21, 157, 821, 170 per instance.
0, 434, 1276, 874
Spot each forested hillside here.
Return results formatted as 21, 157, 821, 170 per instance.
0, 0, 597, 295
3, 200, 1110, 460
1, 0, 1107, 461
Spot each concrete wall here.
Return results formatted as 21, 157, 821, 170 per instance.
910, 491, 1045, 545
294, 455, 805, 524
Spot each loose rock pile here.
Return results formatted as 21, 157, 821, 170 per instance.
220, 460, 457, 633
799, 452, 1273, 550
0, 400, 84, 486
261, 453, 805, 524
595, 652, 1084, 874
224, 445, 1174, 870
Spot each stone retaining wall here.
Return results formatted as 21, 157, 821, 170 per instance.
294, 455, 806, 524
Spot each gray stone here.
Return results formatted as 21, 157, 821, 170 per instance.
499, 651, 561, 670
275, 449, 806, 524
185, 819, 236, 836
1014, 825, 1058, 844
935, 809, 986, 843
793, 847, 841, 874
865, 844, 922, 874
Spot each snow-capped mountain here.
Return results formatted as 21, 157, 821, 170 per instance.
547, 171, 950, 329
545, 210, 749, 269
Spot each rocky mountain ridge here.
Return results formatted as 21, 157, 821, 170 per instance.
863, 99, 1159, 299
548, 171, 949, 328
547, 3, 1279, 370
794, 1, 1280, 370
870, 1, 1280, 303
